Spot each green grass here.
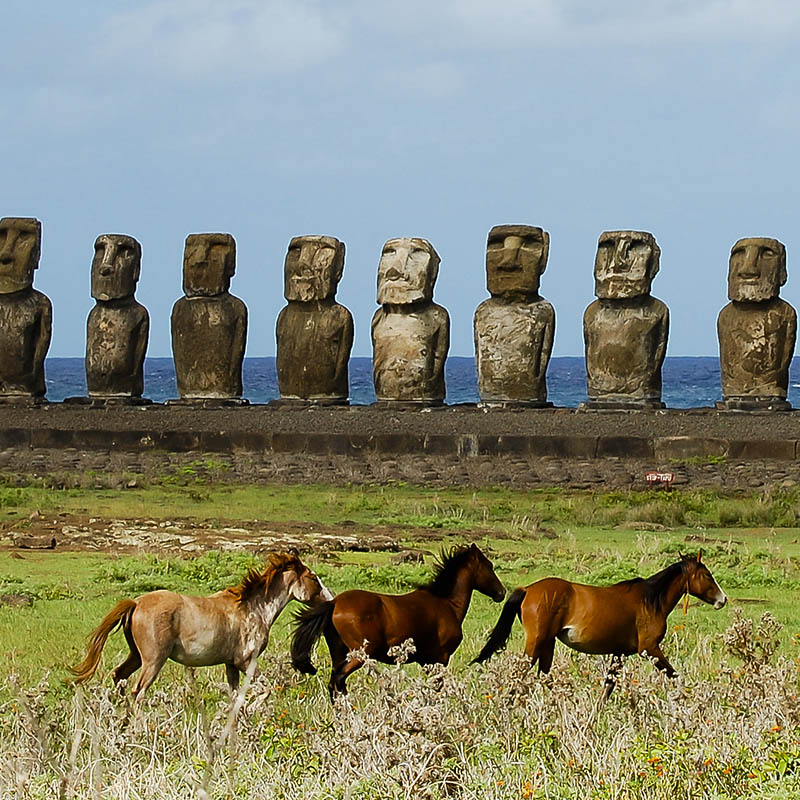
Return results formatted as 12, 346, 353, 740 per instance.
2, 482, 800, 797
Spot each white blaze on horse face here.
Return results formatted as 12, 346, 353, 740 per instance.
711, 578, 727, 609
316, 574, 334, 602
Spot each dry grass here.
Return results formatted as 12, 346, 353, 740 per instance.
1, 611, 799, 799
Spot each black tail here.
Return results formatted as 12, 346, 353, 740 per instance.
291, 600, 334, 674
472, 587, 526, 664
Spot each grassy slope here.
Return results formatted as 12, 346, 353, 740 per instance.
1, 483, 799, 685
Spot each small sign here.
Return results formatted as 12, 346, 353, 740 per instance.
645, 471, 674, 487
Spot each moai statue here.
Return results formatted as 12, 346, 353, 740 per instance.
82, 234, 150, 404
0, 217, 52, 403
474, 225, 555, 406
717, 237, 796, 410
583, 230, 669, 408
275, 235, 353, 404
170, 233, 248, 404
371, 237, 450, 405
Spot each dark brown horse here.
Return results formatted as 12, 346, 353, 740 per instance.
71, 552, 333, 699
473, 553, 726, 700
291, 543, 505, 700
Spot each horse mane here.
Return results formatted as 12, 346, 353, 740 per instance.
638, 560, 689, 609
418, 546, 474, 597
225, 552, 301, 606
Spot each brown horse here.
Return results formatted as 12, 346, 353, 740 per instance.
71, 552, 333, 699
473, 553, 726, 700
291, 543, 505, 700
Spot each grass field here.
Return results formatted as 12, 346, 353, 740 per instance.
1, 482, 799, 798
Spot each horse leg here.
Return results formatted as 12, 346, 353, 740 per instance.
225, 664, 240, 693
112, 651, 142, 688
522, 631, 549, 672
112, 619, 143, 691
330, 656, 363, 701
536, 639, 556, 675
130, 652, 170, 701
600, 655, 624, 703
642, 645, 676, 678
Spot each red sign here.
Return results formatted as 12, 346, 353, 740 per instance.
645, 471, 674, 486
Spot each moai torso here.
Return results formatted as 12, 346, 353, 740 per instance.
86, 234, 149, 398
583, 231, 669, 407
474, 225, 555, 405
371, 238, 450, 404
0, 218, 51, 399
170, 233, 247, 400
717, 238, 796, 409
276, 236, 354, 402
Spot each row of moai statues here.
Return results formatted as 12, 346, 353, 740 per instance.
0, 215, 796, 410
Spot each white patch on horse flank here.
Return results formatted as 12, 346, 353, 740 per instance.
558, 625, 582, 646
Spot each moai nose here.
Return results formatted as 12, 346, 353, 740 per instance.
740, 244, 761, 275
610, 239, 631, 272
0, 229, 18, 263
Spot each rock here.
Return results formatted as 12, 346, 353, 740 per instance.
372, 238, 449, 405
276, 235, 353, 403
583, 231, 668, 409
474, 225, 555, 406
717, 238, 795, 411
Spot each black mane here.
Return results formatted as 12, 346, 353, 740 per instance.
418, 546, 474, 597
640, 560, 688, 608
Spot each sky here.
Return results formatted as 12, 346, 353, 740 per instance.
3, 0, 800, 358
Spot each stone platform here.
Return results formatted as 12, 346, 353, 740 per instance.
0, 404, 798, 490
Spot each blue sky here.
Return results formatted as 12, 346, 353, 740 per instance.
4, 1, 800, 357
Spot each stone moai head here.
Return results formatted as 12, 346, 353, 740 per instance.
594, 230, 660, 300
728, 237, 786, 303
183, 233, 236, 297
91, 234, 142, 302
377, 237, 440, 305
0, 217, 42, 294
283, 235, 345, 302
486, 224, 549, 298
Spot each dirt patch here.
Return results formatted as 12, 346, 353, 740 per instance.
0, 514, 468, 558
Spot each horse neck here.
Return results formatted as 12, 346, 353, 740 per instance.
648, 563, 688, 617
244, 576, 292, 631
443, 566, 476, 622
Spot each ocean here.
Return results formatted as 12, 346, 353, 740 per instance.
42, 357, 800, 408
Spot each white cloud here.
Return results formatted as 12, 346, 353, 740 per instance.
349, 0, 800, 48
442, 0, 800, 45
92, 0, 345, 81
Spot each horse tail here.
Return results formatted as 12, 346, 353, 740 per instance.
291, 600, 334, 675
472, 587, 526, 664
70, 598, 137, 683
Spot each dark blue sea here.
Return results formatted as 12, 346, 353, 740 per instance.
42, 357, 800, 408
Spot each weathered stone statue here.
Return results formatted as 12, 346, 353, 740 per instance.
275, 235, 353, 404
583, 230, 669, 408
371, 237, 449, 405
474, 224, 555, 406
83, 234, 150, 403
170, 233, 247, 404
717, 237, 796, 410
0, 217, 51, 403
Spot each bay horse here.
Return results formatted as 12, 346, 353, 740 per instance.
70, 552, 333, 699
291, 543, 505, 700
473, 553, 726, 701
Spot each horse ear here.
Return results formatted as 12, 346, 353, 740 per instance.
288, 547, 300, 557
470, 543, 478, 552
697, 550, 703, 562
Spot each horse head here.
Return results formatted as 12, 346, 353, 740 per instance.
468, 543, 506, 603
284, 554, 334, 605
683, 552, 727, 609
